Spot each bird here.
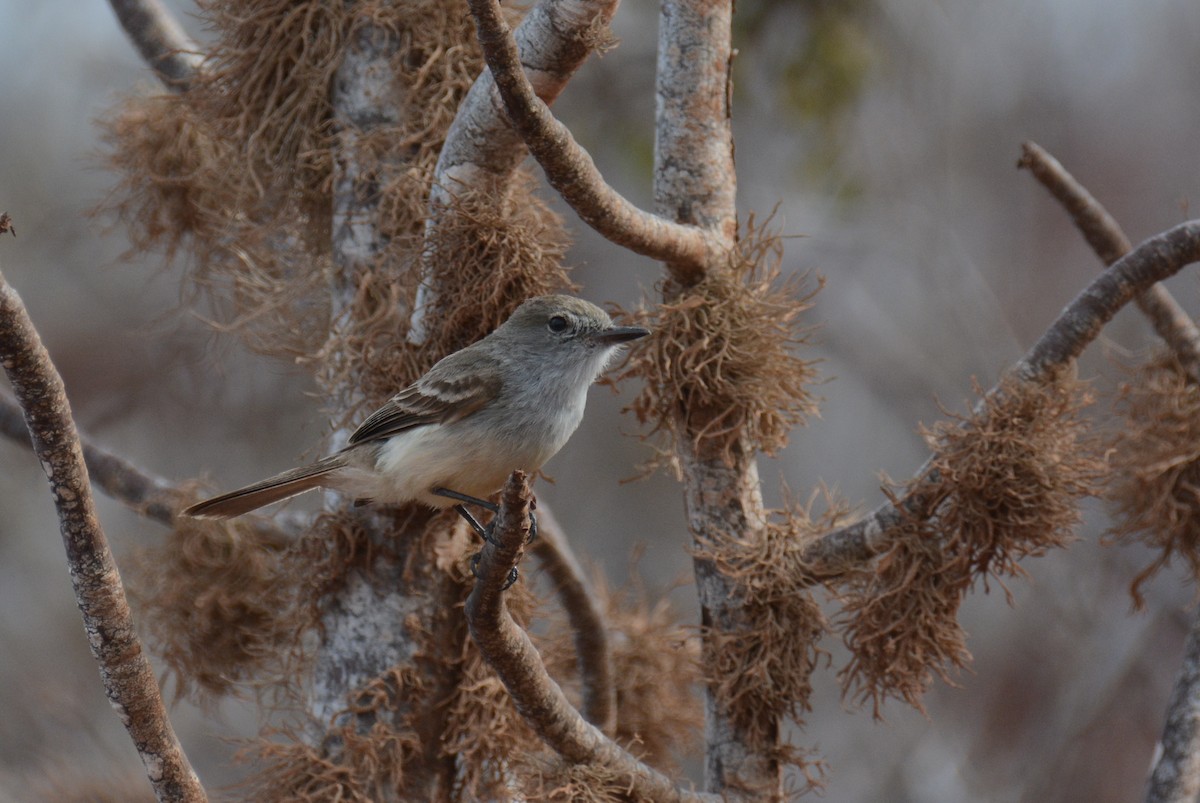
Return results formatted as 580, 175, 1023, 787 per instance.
183, 295, 649, 522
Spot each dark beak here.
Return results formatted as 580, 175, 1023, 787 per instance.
593, 325, 650, 345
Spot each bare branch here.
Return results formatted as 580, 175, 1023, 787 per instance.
467, 472, 715, 802
1019, 141, 1200, 369
0, 267, 204, 801
529, 502, 616, 733
107, 0, 203, 91
1147, 607, 1200, 802
1, 393, 178, 525
803, 221, 1200, 579
463, 0, 717, 275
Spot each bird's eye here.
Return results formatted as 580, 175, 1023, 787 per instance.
547, 315, 569, 333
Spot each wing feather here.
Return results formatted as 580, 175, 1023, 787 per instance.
346, 349, 502, 446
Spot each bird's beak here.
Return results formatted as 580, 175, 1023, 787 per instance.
593, 325, 650, 345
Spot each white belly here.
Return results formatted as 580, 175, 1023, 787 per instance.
342, 393, 586, 508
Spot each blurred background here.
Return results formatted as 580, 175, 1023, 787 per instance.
0, 0, 1197, 800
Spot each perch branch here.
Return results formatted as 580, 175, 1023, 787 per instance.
467, 472, 715, 802
107, 0, 203, 91
464, 0, 718, 276
801, 221, 1200, 580
0, 267, 204, 801
1018, 141, 1200, 369
529, 502, 616, 733
1147, 606, 1200, 803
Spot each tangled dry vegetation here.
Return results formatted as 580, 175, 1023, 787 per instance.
86, 0, 1200, 798
840, 372, 1105, 713
620, 218, 822, 471
1108, 350, 1200, 605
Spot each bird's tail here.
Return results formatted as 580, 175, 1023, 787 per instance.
183, 456, 347, 519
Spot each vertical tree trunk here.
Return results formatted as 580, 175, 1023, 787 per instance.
653, 0, 782, 797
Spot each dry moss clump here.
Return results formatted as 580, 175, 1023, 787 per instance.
242, 666, 424, 802
621, 218, 821, 469
840, 372, 1103, 713
129, 507, 300, 699
1108, 350, 1200, 604
699, 505, 833, 792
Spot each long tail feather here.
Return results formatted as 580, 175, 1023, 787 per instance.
183, 456, 346, 519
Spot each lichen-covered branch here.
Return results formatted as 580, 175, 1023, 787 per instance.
464, 0, 718, 273
530, 502, 615, 733
466, 472, 715, 802
802, 221, 1200, 580
0, 268, 204, 802
1018, 141, 1200, 369
1147, 607, 1200, 803
107, 0, 203, 91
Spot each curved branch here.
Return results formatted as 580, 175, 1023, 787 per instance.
107, 0, 204, 91
529, 502, 615, 733
0, 268, 204, 801
1147, 606, 1200, 802
467, 472, 715, 802
464, 0, 717, 275
802, 221, 1200, 580
415, 0, 622, 332
1018, 141, 1200, 369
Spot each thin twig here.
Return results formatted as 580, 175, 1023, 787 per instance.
467, 472, 715, 802
463, 0, 717, 275
107, 0, 203, 91
1147, 606, 1200, 802
1018, 141, 1200, 369
1, 393, 178, 525
529, 502, 616, 734
0, 267, 205, 801
802, 221, 1200, 580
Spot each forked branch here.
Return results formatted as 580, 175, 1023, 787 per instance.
466, 472, 715, 802
1018, 141, 1200, 369
107, 0, 203, 91
0, 266, 204, 801
802, 221, 1200, 580
464, 0, 718, 274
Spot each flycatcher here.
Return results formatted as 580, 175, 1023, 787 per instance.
184, 295, 649, 519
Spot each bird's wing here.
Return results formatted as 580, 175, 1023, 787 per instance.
346, 349, 502, 446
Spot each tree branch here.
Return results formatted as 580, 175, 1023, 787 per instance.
416, 0, 623, 331
0, 267, 204, 801
1018, 141, 1200, 370
463, 0, 718, 275
802, 221, 1200, 580
107, 0, 203, 91
1147, 606, 1200, 803
1, 393, 178, 525
529, 502, 616, 734
467, 472, 714, 802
